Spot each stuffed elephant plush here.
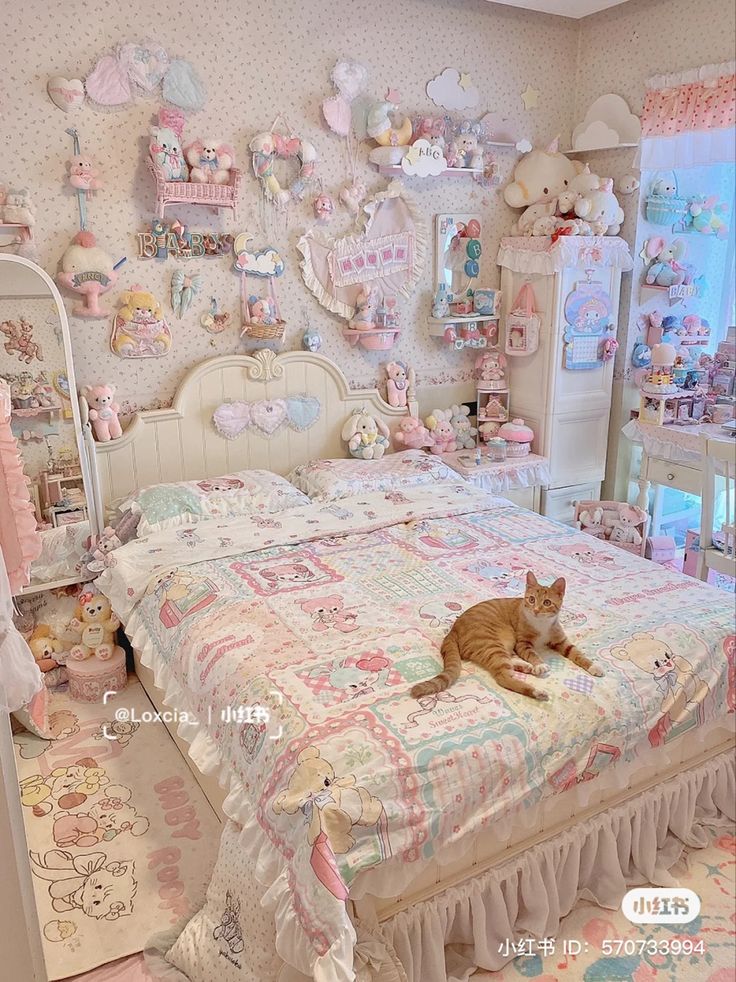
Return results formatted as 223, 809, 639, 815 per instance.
644, 237, 692, 287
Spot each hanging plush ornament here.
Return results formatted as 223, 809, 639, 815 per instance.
313, 181, 334, 223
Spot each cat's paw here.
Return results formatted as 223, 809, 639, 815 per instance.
532, 688, 550, 701
531, 664, 549, 677
587, 662, 605, 677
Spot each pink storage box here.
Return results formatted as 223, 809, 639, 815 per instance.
67, 648, 127, 702
645, 535, 677, 563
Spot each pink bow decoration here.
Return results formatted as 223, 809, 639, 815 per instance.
273, 134, 300, 158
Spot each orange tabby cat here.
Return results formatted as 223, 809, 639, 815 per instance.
411, 571, 604, 702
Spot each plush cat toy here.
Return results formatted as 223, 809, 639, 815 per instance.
149, 126, 188, 181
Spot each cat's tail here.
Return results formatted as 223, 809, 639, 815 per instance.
411, 632, 462, 698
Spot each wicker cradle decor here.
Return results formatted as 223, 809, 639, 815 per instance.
147, 158, 242, 221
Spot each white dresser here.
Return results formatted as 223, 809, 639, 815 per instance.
497, 236, 633, 522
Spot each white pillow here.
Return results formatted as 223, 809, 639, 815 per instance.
287, 449, 461, 502
121, 469, 310, 536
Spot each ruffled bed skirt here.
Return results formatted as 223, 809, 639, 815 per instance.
352, 750, 734, 982
157, 748, 734, 982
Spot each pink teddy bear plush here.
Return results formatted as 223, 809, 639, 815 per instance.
425, 410, 457, 455
82, 384, 122, 442
394, 416, 434, 450
385, 361, 414, 408
68, 155, 102, 192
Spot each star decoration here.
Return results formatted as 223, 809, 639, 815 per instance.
385, 87, 401, 105
521, 85, 539, 111
459, 72, 472, 91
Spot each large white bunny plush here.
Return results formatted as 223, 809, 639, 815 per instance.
503, 137, 582, 235
341, 408, 390, 459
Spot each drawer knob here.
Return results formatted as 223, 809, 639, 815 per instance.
667, 472, 675, 481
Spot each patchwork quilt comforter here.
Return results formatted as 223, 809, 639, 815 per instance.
97, 484, 735, 980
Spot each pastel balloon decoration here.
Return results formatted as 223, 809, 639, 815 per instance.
465, 259, 479, 278
162, 59, 206, 112
465, 219, 481, 238
322, 95, 352, 137
85, 54, 132, 107
331, 60, 368, 101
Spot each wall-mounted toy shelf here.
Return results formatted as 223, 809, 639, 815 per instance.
428, 314, 499, 327
561, 143, 638, 155
374, 164, 484, 178
429, 315, 498, 349
12, 406, 61, 419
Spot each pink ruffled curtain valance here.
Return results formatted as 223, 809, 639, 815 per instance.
642, 73, 735, 137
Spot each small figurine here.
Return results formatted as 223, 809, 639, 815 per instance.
302, 327, 322, 352
432, 283, 449, 319
339, 180, 367, 216
475, 349, 507, 388
249, 295, 277, 325
349, 285, 378, 331
313, 191, 335, 222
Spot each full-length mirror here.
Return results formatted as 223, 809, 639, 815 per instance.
0, 255, 94, 591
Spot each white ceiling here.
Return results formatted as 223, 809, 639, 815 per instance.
486, 0, 632, 18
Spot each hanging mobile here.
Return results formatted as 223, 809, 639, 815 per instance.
201, 297, 231, 334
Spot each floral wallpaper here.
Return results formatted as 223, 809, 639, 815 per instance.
0, 0, 582, 414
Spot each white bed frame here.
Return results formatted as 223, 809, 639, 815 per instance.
86, 348, 734, 975
86, 348, 474, 526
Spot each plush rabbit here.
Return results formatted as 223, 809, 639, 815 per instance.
341, 408, 390, 459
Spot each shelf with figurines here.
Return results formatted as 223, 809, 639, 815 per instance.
0, 187, 36, 255
343, 288, 401, 351
147, 109, 241, 221
363, 99, 508, 185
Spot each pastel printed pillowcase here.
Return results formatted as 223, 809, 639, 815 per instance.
122, 469, 310, 535
287, 449, 462, 502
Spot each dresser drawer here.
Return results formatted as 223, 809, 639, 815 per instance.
542, 482, 601, 525
644, 457, 702, 496
503, 486, 537, 511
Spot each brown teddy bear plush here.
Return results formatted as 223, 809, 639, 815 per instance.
273, 746, 385, 857
67, 591, 120, 662
28, 625, 65, 673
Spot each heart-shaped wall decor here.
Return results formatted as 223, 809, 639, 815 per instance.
86, 54, 132, 107
47, 76, 85, 112
250, 399, 287, 436
286, 396, 320, 431
212, 402, 251, 440
162, 59, 206, 112
118, 41, 169, 92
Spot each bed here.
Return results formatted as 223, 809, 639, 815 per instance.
87, 350, 735, 982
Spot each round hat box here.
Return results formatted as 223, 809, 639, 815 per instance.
67, 647, 127, 702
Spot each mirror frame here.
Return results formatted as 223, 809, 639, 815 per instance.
434, 213, 483, 302
0, 254, 99, 579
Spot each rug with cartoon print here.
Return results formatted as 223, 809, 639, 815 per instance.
13, 676, 222, 980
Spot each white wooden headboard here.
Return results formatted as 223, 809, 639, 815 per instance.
88, 349, 417, 526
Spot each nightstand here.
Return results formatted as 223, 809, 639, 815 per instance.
441, 450, 551, 512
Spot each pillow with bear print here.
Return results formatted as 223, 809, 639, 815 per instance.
121, 469, 310, 536
287, 449, 461, 502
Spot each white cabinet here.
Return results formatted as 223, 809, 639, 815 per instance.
497, 236, 633, 521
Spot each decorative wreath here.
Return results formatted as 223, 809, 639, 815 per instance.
249, 123, 317, 207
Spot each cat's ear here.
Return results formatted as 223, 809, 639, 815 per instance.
526, 570, 538, 587
551, 577, 566, 596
